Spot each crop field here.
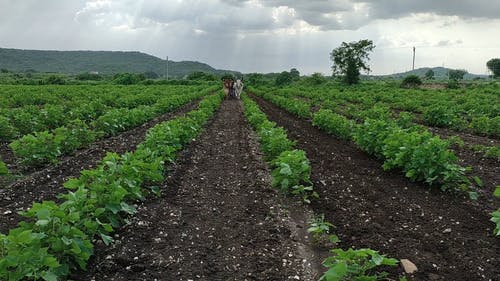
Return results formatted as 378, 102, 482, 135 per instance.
0, 81, 499, 280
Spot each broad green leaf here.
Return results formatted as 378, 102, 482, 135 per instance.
41, 271, 58, 281
323, 262, 348, 281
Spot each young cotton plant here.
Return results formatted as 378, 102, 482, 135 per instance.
271, 150, 318, 203
320, 248, 399, 281
492, 186, 500, 236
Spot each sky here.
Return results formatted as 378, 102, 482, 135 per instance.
1, 0, 499, 75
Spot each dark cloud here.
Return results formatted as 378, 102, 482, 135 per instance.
354, 0, 500, 19
0, 0, 499, 75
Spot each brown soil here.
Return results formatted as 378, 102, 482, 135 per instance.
0, 100, 200, 233
74, 99, 318, 281
252, 94, 500, 281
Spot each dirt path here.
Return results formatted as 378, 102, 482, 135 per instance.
76, 99, 317, 281
0, 100, 200, 233
252, 95, 500, 281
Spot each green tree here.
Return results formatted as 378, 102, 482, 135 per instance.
290, 68, 300, 80
486, 58, 500, 78
245, 73, 265, 85
448, 69, 467, 81
425, 69, 434, 80
187, 71, 217, 81
330, 39, 375, 85
275, 71, 293, 86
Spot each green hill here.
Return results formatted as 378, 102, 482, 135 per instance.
0, 48, 238, 77
378, 67, 488, 80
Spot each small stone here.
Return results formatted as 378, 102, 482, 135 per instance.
400, 259, 418, 274
442, 228, 452, 234
3, 210, 12, 215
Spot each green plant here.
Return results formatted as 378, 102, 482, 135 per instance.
271, 150, 317, 203
313, 109, 354, 140
307, 214, 337, 242
0, 160, 8, 175
0, 115, 18, 141
320, 248, 399, 281
492, 186, 500, 236
10, 131, 61, 167
241, 95, 318, 203
0, 93, 224, 280
423, 105, 456, 127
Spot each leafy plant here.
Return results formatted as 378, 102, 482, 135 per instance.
0, 93, 224, 280
313, 109, 354, 140
423, 105, 456, 127
0, 160, 7, 175
492, 186, 500, 236
320, 248, 399, 281
271, 150, 317, 203
242, 95, 318, 203
307, 214, 337, 243
0, 115, 18, 141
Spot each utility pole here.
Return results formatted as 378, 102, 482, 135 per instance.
412, 46, 416, 71
166, 56, 169, 80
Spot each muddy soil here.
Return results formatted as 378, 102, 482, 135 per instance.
252, 95, 500, 281
0, 100, 200, 233
75, 98, 318, 281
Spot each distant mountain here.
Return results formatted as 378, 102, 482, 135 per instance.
0, 47, 238, 77
377, 67, 488, 80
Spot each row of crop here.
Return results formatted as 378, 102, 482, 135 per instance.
8, 86, 217, 168
0, 92, 224, 281
242, 95, 405, 280
251, 83, 500, 138
253, 91, 470, 193
0, 85, 211, 141
0, 85, 205, 110
241, 94, 317, 203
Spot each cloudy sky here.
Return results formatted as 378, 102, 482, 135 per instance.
1, 0, 499, 75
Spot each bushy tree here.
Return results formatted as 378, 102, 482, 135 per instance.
303, 73, 328, 85
245, 73, 265, 85
448, 69, 467, 81
401, 75, 422, 88
187, 71, 217, 81
330, 39, 375, 84
113, 73, 146, 85
425, 69, 434, 80
275, 71, 293, 86
486, 58, 500, 78
290, 68, 300, 80
76, 72, 102, 81
45, 75, 66, 85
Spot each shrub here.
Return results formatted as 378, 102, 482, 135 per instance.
401, 75, 422, 88
76, 73, 102, 81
